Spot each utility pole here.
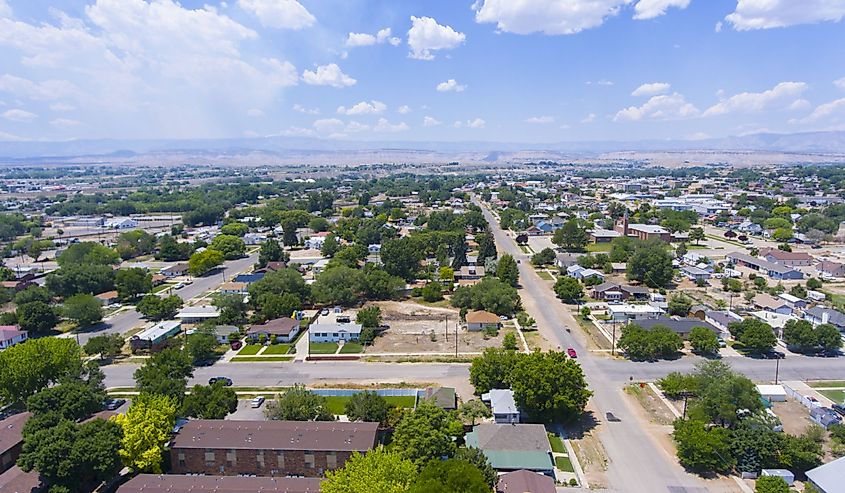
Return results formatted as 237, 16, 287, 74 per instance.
611, 320, 617, 356
445, 315, 448, 342
774, 357, 780, 385
455, 322, 458, 358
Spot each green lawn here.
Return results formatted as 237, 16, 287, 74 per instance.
548, 434, 566, 453
339, 342, 364, 354
237, 344, 263, 356
819, 389, 845, 403
152, 283, 174, 294
586, 242, 612, 252
536, 271, 554, 281
809, 381, 845, 388
518, 245, 531, 254
231, 356, 293, 362
309, 342, 339, 354
322, 395, 417, 415
262, 344, 291, 355
822, 291, 845, 310
555, 455, 574, 472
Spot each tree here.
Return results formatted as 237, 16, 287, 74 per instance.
57, 242, 119, 266
409, 459, 490, 493
256, 292, 301, 321
312, 266, 362, 305
772, 228, 793, 243
210, 234, 245, 260
552, 218, 589, 251
113, 393, 177, 473
133, 348, 193, 403
789, 284, 807, 299
475, 232, 497, 263
422, 282, 444, 302
510, 351, 592, 423
617, 324, 683, 360
438, 266, 455, 283
116, 230, 156, 260
450, 278, 520, 315
248, 267, 310, 305
156, 235, 193, 261
265, 384, 334, 421
188, 248, 224, 276
136, 294, 182, 321
689, 227, 705, 245
26, 380, 106, 424
502, 332, 518, 351
729, 318, 771, 340
531, 247, 556, 266
807, 277, 823, 290
361, 266, 405, 300
553, 276, 583, 303
392, 402, 458, 466
322, 448, 418, 493
580, 306, 591, 319
63, 293, 103, 328
453, 448, 497, 489
220, 222, 248, 237
469, 347, 519, 394
380, 237, 423, 281
345, 391, 389, 423
689, 327, 719, 355
356, 306, 381, 328
782, 319, 817, 352
46, 264, 116, 298
0, 337, 82, 407
627, 240, 674, 288
675, 242, 688, 258
672, 419, 734, 474
84, 333, 124, 360
258, 239, 286, 267
212, 293, 247, 325
17, 300, 59, 334
754, 476, 789, 493
14, 285, 52, 305
609, 236, 636, 262
182, 382, 238, 419
657, 372, 699, 399
722, 277, 743, 293
185, 331, 219, 364
689, 361, 762, 428
457, 399, 491, 426
115, 268, 152, 301
816, 323, 843, 352
668, 294, 693, 316
739, 321, 777, 354
497, 254, 519, 287
321, 233, 340, 257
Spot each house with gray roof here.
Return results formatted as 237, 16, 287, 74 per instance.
804, 306, 845, 332
482, 389, 520, 424
806, 456, 845, 493
465, 423, 554, 475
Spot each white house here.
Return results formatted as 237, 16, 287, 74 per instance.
175, 306, 220, 323
481, 389, 520, 424
105, 217, 139, 229
0, 326, 27, 349
607, 303, 663, 323
309, 322, 363, 343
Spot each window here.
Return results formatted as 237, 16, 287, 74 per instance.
304, 450, 315, 469
257, 450, 265, 469
204, 450, 215, 466
327, 451, 337, 469
226, 449, 237, 466
277, 451, 285, 469
178, 453, 186, 468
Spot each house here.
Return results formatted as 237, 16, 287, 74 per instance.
590, 228, 621, 243
175, 306, 220, 323
161, 263, 189, 277
208, 325, 240, 344
304, 232, 330, 250
457, 265, 485, 280
243, 233, 266, 245
810, 406, 841, 429
0, 326, 27, 350
94, 290, 120, 305
151, 274, 167, 286
753, 293, 793, 315
367, 244, 381, 254
817, 260, 845, 278
705, 310, 742, 336
759, 248, 813, 267
105, 217, 138, 229
219, 282, 248, 295
0, 465, 41, 493
726, 252, 804, 280
804, 306, 845, 331
682, 265, 711, 282
466, 310, 501, 331
247, 317, 301, 343
760, 469, 794, 486
309, 322, 363, 343
312, 258, 331, 275
481, 389, 520, 424
614, 217, 671, 242
130, 320, 182, 352
0, 412, 30, 474
607, 303, 663, 323
464, 424, 554, 475
635, 317, 720, 339
567, 265, 604, 282
525, 225, 545, 236
118, 475, 322, 493
555, 253, 581, 269
806, 456, 845, 493
233, 272, 265, 284
169, 420, 379, 477
590, 282, 649, 301
423, 387, 457, 410
778, 293, 806, 310
497, 470, 556, 493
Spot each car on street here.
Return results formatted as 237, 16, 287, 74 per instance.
718, 338, 727, 348
833, 403, 845, 417
606, 412, 621, 422
321, 308, 329, 316
251, 396, 266, 408
173, 283, 184, 290
105, 398, 126, 411
209, 377, 233, 386
763, 351, 786, 359
567, 347, 577, 358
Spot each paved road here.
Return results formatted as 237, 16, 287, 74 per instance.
73, 253, 259, 344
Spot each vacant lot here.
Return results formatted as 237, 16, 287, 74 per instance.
772, 400, 816, 436
322, 395, 417, 415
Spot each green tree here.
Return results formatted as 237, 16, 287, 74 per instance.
421, 282, 444, 302
668, 294, 693, 316
689, 227, 705, 245
17, 300, 60, 334
552, 218, 589, 251
185, 331, 219, 364
689, 361, 762, 428
182, 382, 238, 419
497, 254, 519, 287
0, 337, 82, 407
807, 277, 823, 290
409, 459, 490, 493
321, 233, 340, 257
57, 242, 119, 266
46, 264, 116, 298
356, 306, 382, 328
133, 348, 193, 404
453, 448, 497, 489
502, 332, 518, 351
450, 278, 520, 315
115, 268, 152, 301
312, 266, 362, 305
26, 380, 106, 425
188, 248, 224, 276
475, 232, 497, 263
627, 240, 674, 288
531, 247, 556, 266
772, 228, 793, 242
63, 293, 103, 328
457, 399, 492, 426
136, 294, 183, 321
345, 391, 389, 423
265, 384, 334, 421
672, 419, 734, 474
553, 276, 583, 303
14, 285, 52, 305
220, 222, 248, 237
361, 266, 405, 300
657, 372, 699, 399
257, 239, 286, 267
689, 327, 719, 355
609, 236, 636, 262
381, 237, 423, 281
392, 402, 458, 466
256, 292, 301, 321
116, 230, 156, 260
322, 448, 418, 493
248, 267, 310, 305
782, 319, 817, 352
510, 351, 592, 423
754, 476, 789, 493
212, 293, 248, 325
739, 321, 776, 354
84, 333, 124, 360
156, 235, 193, 261
210, 234, 246, 259
469, 347, 519, 394
816, 323, 843, 352
113, 393, 177, 473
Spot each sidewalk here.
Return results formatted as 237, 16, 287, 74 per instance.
294, 328, 310, 361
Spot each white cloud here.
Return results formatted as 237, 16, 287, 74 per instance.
0, 74, 78, 101
686, 131, 710, 140
237, 0, 315, 30
50, 102, 76, 112
632, 82, 671, 97
344, 121, 370, 133
312, 118, 345, 133
702, 82, 808, 116
346, 27, 400, 47
726, 0, 845, 30
247, 108, 264, 117
597, 79, 614, 86
279, 126, 315, 137
0, 0, 10, 19
467, 118, 486, 128
836, 76, 845, 91
436, 79, 466, 92
582, 113, 597, 123
714, 21, 723, 32
423, 116, 442, 127
792, 98, 845, 124
374, 118, 410, 132
302, 63, 356, 87
2, 108, 37, 122
614, 93, 699, 121
0, 130, 27, 141
50, 117, 81, 127
293, 104, 319, 115
633, 0, 690, 20
525, 115, 555, 124
473, 0, 630, 35
407, 16, 465, 60
337, 100, 387, 115
397, 105, 411, 114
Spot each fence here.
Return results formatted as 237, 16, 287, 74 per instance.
782, 382, 823, 411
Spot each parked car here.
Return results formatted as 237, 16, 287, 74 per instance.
761, 351, 785, 359
230, 341, 242, 350
105, 398, 126, 411
173, 283, 184, 290
718, 338, 727, 348
567, 347, 577, 358
832, 403, 845, 417
321, 308, 329, 316
251, 396, 266, 408
209, 377, 233, 386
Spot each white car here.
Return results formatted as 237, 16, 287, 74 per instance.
251, 396, 265, 408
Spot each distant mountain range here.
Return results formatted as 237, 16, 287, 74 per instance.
1, 131, 845, 164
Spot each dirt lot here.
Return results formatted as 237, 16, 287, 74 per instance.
367, 300, 516, 354
772, 400, 816, 436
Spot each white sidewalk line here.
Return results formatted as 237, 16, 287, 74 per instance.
511, 318, 531, 353
562, 436, 589, 489
647, 382, 682, 419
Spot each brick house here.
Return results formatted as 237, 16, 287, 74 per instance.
169, 420, 379, 477
0, 412, 30, 474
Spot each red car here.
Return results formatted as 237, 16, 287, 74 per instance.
230, 341, 243, 350
567, 347, 577, 358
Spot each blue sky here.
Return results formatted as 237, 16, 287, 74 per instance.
0, 0, 844, 143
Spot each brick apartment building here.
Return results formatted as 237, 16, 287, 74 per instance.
169, 420, 379, 477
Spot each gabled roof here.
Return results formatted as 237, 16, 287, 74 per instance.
0, 412, 30, 456
247, 317, 300, 336
482, 389, 519, 416
636, 317, 719, 335
806, 456, 845, 492
497, 470, 556, 493
118, 475, 322, 493
759, 248, 812, 261
466, 310, 500, 324
467, 423, 550, 453
805, 306, 845, 327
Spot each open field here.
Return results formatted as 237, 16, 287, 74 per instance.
323, 395, 417, 415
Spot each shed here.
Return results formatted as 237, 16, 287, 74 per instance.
756, 384, 787, 403
760, 469, 794, 486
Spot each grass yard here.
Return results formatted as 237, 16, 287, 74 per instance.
309, 342, 339, 354
339, 342, 364, 354
586, 243, 612, 252
322, 395, 417, 415
809, 381, 845, 388
237, 344, 263, 356
822, 291, 845, 310
819, 389, 845, 403
518, 245, 531, 254
554, 455, 574, 472
231, 356, 293, 362
152, 283, 174, 294
262, 344, 291, 355
536, 270, 554, 281
548, 434, 566, 453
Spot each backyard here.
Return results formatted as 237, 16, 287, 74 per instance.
322, 394, 417, 415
